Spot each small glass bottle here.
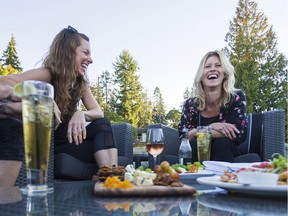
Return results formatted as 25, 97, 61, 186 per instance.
178, 127, 192, 165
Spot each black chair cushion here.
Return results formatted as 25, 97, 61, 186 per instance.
238, 113, 262, 156
249, 113, 262, 154
234, 153, 261, 163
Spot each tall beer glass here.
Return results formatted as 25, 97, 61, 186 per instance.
21, 80, 54, 195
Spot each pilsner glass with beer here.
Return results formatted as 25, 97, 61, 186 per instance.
196, 126, 212, 164
21, 80, 54, 195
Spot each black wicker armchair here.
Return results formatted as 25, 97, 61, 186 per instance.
148, 109, 286, 167
16, 122, 134, 184
235, 109, 285, 162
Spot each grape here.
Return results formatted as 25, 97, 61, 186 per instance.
160, 161, 170, 173
170, 171, 180, 181
153, 165, 161, 174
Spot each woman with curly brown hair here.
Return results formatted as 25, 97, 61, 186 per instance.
0, 26, 118, 182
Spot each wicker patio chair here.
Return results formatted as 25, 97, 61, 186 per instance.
261, 109, 285, 160
235, 109, 285, 162
112, 122, 134, 166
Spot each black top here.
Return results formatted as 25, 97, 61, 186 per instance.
178, 90, 248, 144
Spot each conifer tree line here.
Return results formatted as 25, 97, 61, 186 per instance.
1, 0, 287, 134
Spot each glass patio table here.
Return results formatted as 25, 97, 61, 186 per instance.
0, 179, 287, 215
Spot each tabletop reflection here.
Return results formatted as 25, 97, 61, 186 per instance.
0, 180, 287, 216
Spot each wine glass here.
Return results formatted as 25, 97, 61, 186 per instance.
146, 128, 165, 167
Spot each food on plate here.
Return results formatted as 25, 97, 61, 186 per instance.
220, 171, 237, 183
220, 154, 288, 185
153, 165, 161, 174
97, 165, 126, 182
171, 162, 204, 174
98, 161, 191, 189
124, 161, 184, 187
103, 176, 134, 189
278, 171, 288, 182
160, 161, 170, 172
153, 161, 183, 187
133, 170, 157, 186
124, 165, 156, 186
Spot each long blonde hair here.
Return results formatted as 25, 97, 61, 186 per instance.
43, 27, 89, 121
193, 50, 237, 111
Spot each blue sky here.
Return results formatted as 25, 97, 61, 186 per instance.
1, 0, 287, 111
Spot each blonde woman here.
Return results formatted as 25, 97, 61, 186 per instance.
178, 50, 247, 162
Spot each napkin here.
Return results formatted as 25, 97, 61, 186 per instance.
203, 161, 262, 176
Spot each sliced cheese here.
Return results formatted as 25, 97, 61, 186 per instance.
134, 176, 154, 186
124, 172, 133, 182
133, 170, 156, 180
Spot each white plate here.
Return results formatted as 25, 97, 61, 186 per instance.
179, 170, 215, 180
197, 176, 288, 197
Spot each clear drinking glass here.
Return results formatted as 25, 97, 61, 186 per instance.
26, 194, 49, 215
146, 128, 164, 167
21, 80, 54, 195
197, 126, 212, 164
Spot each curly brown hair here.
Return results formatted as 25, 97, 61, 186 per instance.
43, 27, 89, 122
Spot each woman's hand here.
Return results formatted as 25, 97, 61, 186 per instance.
67, 111, 87, 145
0, 85, 22, 119
0, 101, 22, 119
187, 128, 197, 141
210, 122, 240, 140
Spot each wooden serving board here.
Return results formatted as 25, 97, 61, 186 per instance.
94, 182, 197, 197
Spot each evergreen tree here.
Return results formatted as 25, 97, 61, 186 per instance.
166, 108, 181, 129
113, 50, 144, 127
105, 88, 126, 123
138, 90, 153, 128
224, 0, 287, 113
1, 35, 22, 72
152, 87, 167, 124
91, 82, 105, 110
99, 70, 113, 111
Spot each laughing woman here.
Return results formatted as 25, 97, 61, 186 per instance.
0, 26, 118, 182
178, 50, 248, 162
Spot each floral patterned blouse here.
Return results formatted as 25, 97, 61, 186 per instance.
178, 90, 248, 145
